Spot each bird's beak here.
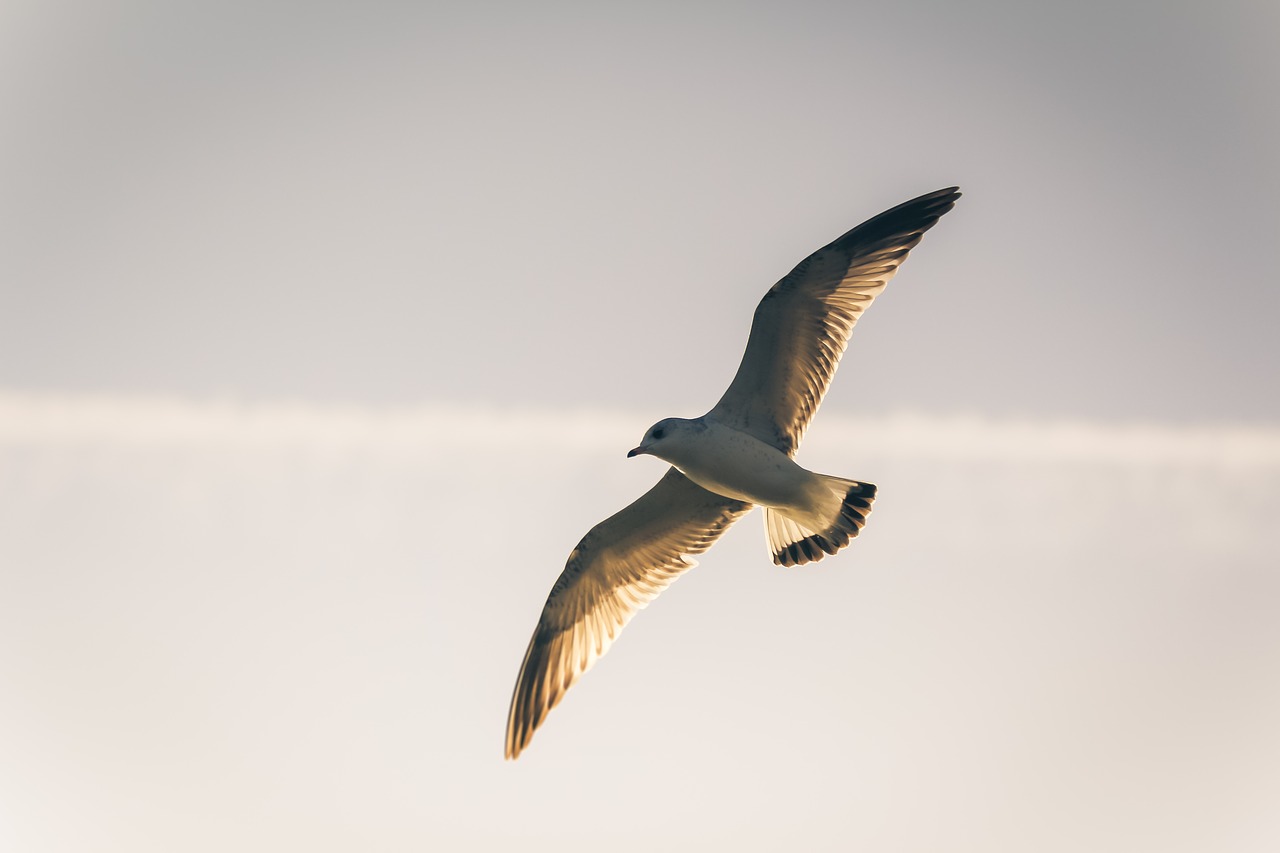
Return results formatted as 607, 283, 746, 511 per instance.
626, 446, 646, 458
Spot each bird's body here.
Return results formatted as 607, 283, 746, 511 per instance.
634, 416, 811, 507
505, 187, 961, 759
629, 415, 856, 546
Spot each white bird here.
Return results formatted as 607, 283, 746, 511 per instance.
505, 187, 961, 759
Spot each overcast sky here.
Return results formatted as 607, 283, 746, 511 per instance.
2, 2, 1278, 851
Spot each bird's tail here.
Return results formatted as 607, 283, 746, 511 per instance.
764, 477, 876, 566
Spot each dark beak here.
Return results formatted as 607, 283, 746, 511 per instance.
626, 446, 645, 458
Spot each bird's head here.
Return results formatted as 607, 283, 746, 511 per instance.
627, 417, 698, 462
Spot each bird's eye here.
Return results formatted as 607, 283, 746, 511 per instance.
652, 428, 665, 440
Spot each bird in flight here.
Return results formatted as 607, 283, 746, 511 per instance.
505, 187, 961, 759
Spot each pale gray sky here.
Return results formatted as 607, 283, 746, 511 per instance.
2, 2, 1278, 851
1, 0, 1277, 421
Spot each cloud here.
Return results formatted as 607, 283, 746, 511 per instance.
3, 389, 1277, 470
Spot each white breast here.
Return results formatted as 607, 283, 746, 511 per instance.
666, 421, 818, 508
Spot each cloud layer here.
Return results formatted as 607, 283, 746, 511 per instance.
5, 390, 1277, 468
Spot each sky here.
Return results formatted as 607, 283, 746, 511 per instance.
1, 2, 1278, 851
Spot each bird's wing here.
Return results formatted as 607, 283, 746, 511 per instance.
709, 187, 961, 454
505, 467, 750, 759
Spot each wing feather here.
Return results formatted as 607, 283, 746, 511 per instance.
710, 187, 961, 453
504, 468, 750, 759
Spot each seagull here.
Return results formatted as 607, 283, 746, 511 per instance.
505, 187, 961, 759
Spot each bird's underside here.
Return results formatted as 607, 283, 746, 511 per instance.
505, 186, 961, 759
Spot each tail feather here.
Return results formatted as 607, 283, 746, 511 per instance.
765, 479, 876, 567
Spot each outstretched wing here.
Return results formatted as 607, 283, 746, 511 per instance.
710, 187, 961, 454
505, 468, 750, 759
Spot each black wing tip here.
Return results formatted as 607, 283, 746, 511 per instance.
504, 679, 544, 761
832, 185, 962, 251
915, 186, 962, 204
880, 185, 962, 224
505, 627, 554, 761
